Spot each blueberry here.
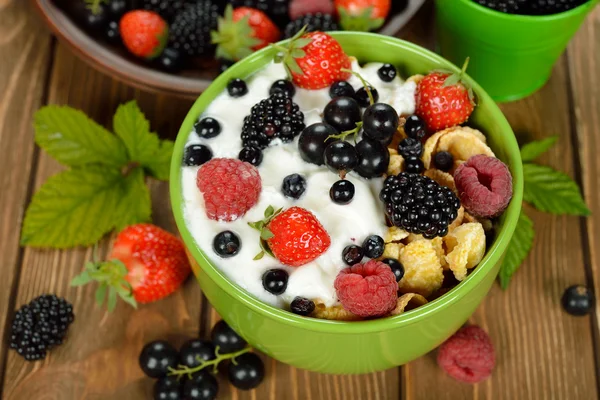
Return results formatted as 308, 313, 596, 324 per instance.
362, 103, 399, 143
404, 156, 424, 174
182, 371, 218, 400
281, 174, 307, 199
227, 78, 248, 97
228, 353, 265, 390
239, 146, 263, 166
330, 179, 355, 205
298, 123, 338, 165
362, 235, 385, 259
329, 81, 356, 98
354, 86, 379, 107
211, 320, 247, 354
404, 115, 427, 140
433, 151, 454, 172
382, 258, 405, 282
183, 145, 212, 166
342, 245, 364, 266
324, 141, 358, 174
270, 79, 295, 97
139, 340, 178, 378
156, 47, 185, 73
194, 117, 221, 139
377, 64, 397, 82
262, 269, 288, 295
562, 285, 594, 316
290, 297, 315, 316
323, 96, 362, 132
213, 231, 241, 258
179, 339, 216, 368
153, 375, 183, 400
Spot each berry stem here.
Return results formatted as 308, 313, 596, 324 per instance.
326, 121, 363, 142
459, 57, 470, 78
168, 346, 252, 378
342, 68, 374, 105
84, 0, 107, 15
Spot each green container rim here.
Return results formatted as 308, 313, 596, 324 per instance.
169, 32, 524, 335
456, 0, 598, 22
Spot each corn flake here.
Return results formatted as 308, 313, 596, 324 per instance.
448, 206, 465, 232
311, 300, 362, 321
385, 226, 410, 243
398, 240, 444, 297
424, 168, 456, 193
444, 222, 486, 281
382, 242, 404, 260
390, 293, 428, 315
387, 153, 405, 176
436, 127, 495, 168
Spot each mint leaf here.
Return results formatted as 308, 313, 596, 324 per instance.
35, 106, 128, 168
523, 164, 590, 216
499, 212, 534, 289
520, 136, 558, 162
141, 140, 174, 181
113, 167, 152, 231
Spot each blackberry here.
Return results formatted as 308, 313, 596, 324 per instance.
380, 173, 461, 238
140, 0, 189, 22
473, 0, 528, 14
398, 138, 423, 158
229, 0, 290, 25
169, 0, 219, 57
527, 0, 587, 15
241, 92, 305, 149
284, 13, 339, 39
10, 294, 74, 361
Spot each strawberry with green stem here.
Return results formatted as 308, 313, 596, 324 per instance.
335, 0, 391, 32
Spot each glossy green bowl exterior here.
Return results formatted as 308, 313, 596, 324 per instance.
170, 32, 523, 374
435, 0, 598, 102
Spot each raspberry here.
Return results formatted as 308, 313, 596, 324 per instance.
289, 0, 334, 20
437, 325, 495, 384
196, 158, 261, 222
334, 260, 398, 317
454, 155, 512, 218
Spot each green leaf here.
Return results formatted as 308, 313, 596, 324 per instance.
264, 205, 274, 218
499, 212, 534, 289
112, 167, 152, 231
35, 106, 128, 168
523, 164, 590, 216
286, 58, 303, 75
120, 291, 138, 309
293, 38, 312, 49
95, 284, 107, 306
443, 74, 461, 87
260, 228, 274, 240
520, 136, 558, 162
253, 251, 265, 261
338, 7, 384, 32
70, 270, 93, 286
107, 287, 118, 312
142, 140, 174, 181
291, 49, 306, 58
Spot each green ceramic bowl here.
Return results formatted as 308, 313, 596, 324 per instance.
170, 32, 523, 374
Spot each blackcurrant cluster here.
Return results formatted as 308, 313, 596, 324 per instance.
10, 294, 75, 361
140, 320, 265, 400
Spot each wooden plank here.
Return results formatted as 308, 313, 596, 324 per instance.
0, 0, 53, 384
403, 52, 599, 399
1, 43, 201, 399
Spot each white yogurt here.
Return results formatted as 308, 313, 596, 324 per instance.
182, 59, 416, 308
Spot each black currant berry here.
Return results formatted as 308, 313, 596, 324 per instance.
323, 96, 362, 132
228, 353, 265, 390
213, 231, 241, 258
281, 174, 307, 199
324, 141, 358, 174
270, 79, 295, 97
105, 20, 121, 44
362, 235, 385, 259
239, 146, 263, 166
329, 81, 356, 98
139, 341, 178, 379
382, 258, 405, 282
262, 269, 288, 295
194, 117, 221, 139
562, 285, 594, 316
179, 339, 216, 368
377, 64, 397, 82
398, 138, 423, 158
354, 86, 379, 107
106, 0, 130, 18
154, 375, 183, 400
290, 297, 315, 316
404, 156, 424, 174
362, 103, 399, 143
355, 139, 390, 179
342, 245, 364, 266
182, 371, 218, 400
403, 115, 427, 140
433, 151, 454, 172
184, 144, 212, 166
330, 180, 355, 205
227, 78, 248, 97
156, 47, 185, 72
298, 123, 337, 165
211, 320, 247, 354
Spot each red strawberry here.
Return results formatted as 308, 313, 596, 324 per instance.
70, 224, 191, 309
120, 10, 168, 59
249, 206, 331, 267
274, 30, 351, 90
212, 5, 281, 62
334, 0, 391, 31
415, 59, 476, 132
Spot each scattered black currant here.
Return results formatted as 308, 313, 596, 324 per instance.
330, 179, 355, 205
211, 320, 247, 354
105, 20, 121, 44
213, 231, 241, 258
107, 0, 130, 18
182, 371, 219, 400
403, 115, 427, 140
194, 117, 221, 139
562, 285, 594, 316
355, 139, 390, 179
239, 146, 263, 166
433, 151, 454, 172
184, 144, 213, 166
290, 297, 316, 316
323, 96, 362, 132
270, 79, 295, 97
139, 340, 179, 378
298, 123, 337, 165
262, 269, 289, 295
362, 103, 399, 143
329, 81, 356, 98
179, 339, 216, 368
324, 141, 358, 175
156, 47, 185, 73
342, 245, 364, 266
377, 64, 397, 82
354, 86, 379, 107
382, 258, 405, 282
404, 156, 424, 174
281, 174, 307, 199
227, 78, 248, 97
153, 375, 182, 400
228, 353, 265, 390
362, 235, 385, 259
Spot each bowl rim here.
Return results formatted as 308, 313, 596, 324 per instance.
452, 0, 599, 22
169, 31, 524, 334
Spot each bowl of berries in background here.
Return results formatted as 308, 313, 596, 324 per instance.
35, 0, 426, 98
169, 30, 524, 373
435, 0, 598, 102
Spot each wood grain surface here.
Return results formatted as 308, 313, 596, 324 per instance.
0, 1, 599, 399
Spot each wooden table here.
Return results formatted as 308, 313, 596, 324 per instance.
1, 1, 599, 399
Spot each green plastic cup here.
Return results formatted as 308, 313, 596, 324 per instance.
435, 0, 598, 102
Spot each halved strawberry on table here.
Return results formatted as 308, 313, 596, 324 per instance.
334, 0, 391, 32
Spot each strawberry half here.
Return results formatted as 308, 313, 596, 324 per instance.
71, 224, 191, 310
273, 28, 351, 90
415, 58, 476, 132
120, 10, 168, 59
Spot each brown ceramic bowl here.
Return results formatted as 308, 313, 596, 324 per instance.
35, 0, 425, 99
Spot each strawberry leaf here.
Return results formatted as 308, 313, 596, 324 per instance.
95, 285, 107, 306
264, 205, 275, 218
70, 270, 93, 286
107, 287, 118, 312
253, 251, 265, 261
338, 7, 384, 32
260, 229, 274, 240
520, 136, 558, 162
293, 38, 312, 48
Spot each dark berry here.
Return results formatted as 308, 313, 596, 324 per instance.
433, 151, 454, 172
107, 0, 130, 18
227, 78, 248, 97
242, 92, 305, 149
184, 145, 212, 167
141, 0, 188, 22
284, 13, 339, 38
324, 141, 358, 174
218, 58, 234, 74
213, 231, 241, 258
139, 341, 179, 378
67, 2, 108, 33
270, 79, 295, 97
355, 139, 390, 179
182, 371, 218, 400
156, 47, 185, 72
262, 269, 288, 295
329, 81, 356, 99
342, 245, 364, 266
527, 0, 587, 15
362, 103, 399, 143
228, 353, 265, 390
230, 0, 289, 25
323, 96, 362, 132
398, 138, 423, 158
154, 375, 183, 400
330, 180, 355, 205
105, 20, 121, 44
377, 64, 397, 82
211, 320, 247, 354
290, 297, 315, 316
239, 146, 263, 166
179, 339, 216, 368
561, 285, 594, 316
354, 86, 379, 107
382, 258, 405, 282
380, 172, 461, 238
282, 174, 307, 199
403, 115, 427, 140
168, 1, 219, 56
298, 123, 337, 165
194, 117, 221, 139
362, 235, 385, 259
404, 156, 424, 174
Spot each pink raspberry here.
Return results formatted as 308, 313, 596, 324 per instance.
454, 155, 513, 218
289, 0, 334, 20
334, 260, 398, 318
437, 325, 496, 384
196, 158, 261, 222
